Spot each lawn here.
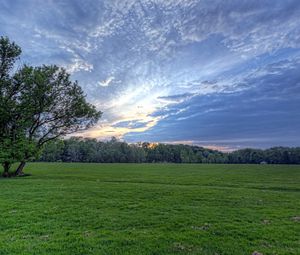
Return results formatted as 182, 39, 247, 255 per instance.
0, 163, 299, 255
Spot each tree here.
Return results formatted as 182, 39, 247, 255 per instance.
0, 37, 102, 176
0, 36, 26, 176
39, 139, 64, 162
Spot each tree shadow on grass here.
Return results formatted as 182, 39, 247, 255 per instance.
0, 172, 32, 179
0, 163, 32, 179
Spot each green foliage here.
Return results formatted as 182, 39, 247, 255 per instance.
0, 36, 21, 78
14, 65, 101, 144
40, 137, 146, 163
0, 137, 35, 165
0, 163, 299, 254
0, 36, 101, 174
38, 138, 300, 164
0, 36, 28, 169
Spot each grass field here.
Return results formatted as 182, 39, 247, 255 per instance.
0, 163, 299, 255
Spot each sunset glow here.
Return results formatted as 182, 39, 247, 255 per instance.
1, 0, 300, 149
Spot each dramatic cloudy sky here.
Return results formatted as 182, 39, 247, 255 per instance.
1, 0, 300, 150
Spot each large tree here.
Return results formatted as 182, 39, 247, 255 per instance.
0, 37, 102, 177
0, 36, 25, 176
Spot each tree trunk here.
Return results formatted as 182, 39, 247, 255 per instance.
2, 162, 11, 177
15, 161, 26, 176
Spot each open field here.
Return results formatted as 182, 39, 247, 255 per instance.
0, 163, 299, 255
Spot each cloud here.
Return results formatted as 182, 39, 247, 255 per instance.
1, 0, 300, 147
157, 93, 194, 103
112, 119, 152, 129
98, 76, 114, 87
125, 56, 300, 148
66, 58, 94, 73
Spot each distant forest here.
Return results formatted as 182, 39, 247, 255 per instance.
39, 137, 300, 164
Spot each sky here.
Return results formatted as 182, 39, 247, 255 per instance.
1, 0, 300, 151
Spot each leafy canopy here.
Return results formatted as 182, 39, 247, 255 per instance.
0, 36, 102, 169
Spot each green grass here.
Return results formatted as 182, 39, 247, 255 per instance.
0, 163, 299, 255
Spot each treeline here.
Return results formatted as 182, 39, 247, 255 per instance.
38, 137, 300, 164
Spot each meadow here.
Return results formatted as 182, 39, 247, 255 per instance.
0, 163, 299, 255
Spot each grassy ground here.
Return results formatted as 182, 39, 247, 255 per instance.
0, 163, 299, 255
